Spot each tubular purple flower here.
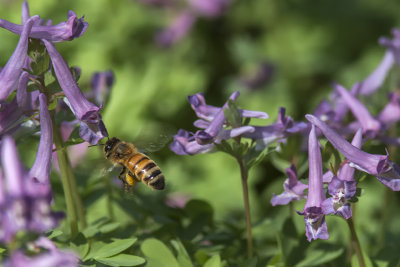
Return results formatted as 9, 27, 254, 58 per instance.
379, 28, 400, 65
90, 71, 114, 106
299, 125, 329, 242
42, 39, 108, 144
271, 164, 307, 206
334, 83, 381, 136
195, 91, 240, 145
28, 94, 53, 184
155, 11, 196, 47
243, 108, 307, 148
377, 92, 400, 128
188, 93, 268, 122
170, 129, 215, 155
358, 51, 394, 95
306, 114, 389, 176
0, 15, 39, 102
21, 1, 30, 24
0, 11, 88, 42
1, 136, 25, 197
337, 128, 363, 182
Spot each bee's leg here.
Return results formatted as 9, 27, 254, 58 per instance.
118, 166, 130, 192
125, 172, 136, 194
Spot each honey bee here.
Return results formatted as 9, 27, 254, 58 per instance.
104, 137, 165, 191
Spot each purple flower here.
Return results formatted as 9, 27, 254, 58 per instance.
0, 3, 88, 42
155, 11, 196, 47
321, 129, 362, 219
306, 114, 400, 191
334, 83, 381, 137
187, 0, 230, 17
42, 39, 108, 144
271, 164, 307, 206
170, 91, 268, 155
243, 107, 308, 149
377, 92, 400, 128
4, 237, 78, 267
379, 28, 400, 66
0, 136, 63, 242
188, 92, 268, 122
89, 71, 114, 106
170, 129, 215, 155
0, 15, 39, 102
298, 125, 329, 242
28, 94, 53, 184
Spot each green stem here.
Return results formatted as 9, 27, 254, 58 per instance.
347, 217, 365, 267
66, 164, 87, 229
51, 113, 79, 237
237, 158, 253, 258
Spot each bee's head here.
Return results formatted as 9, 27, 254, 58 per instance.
104, 137, 120, 156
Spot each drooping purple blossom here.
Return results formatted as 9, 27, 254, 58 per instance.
42, 39, 108, 144
242, 107, 308, 149
306, 114, 400, 191
28, 94, 53, 184
298, 125, 329, 242
89, 71, 115, 106
4, 237, 78, 267
0, 3, 88, 43
0, 136, 63, 243
377, 92, 400, 128
0, 15, 39, 102
271, 164, 307, 206
334, 83, 381, 137
321, 129, 362, 219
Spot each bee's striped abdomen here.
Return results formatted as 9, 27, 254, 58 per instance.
127, 153, 165, 190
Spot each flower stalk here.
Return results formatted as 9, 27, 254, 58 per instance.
237, 155, 253, 258
347, 217, 365, 267
51, 112, 79, 237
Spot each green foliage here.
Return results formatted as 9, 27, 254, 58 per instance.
1, 0, 400, 266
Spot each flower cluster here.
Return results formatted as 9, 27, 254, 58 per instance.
170, 91, 307, 156
0, 1, 108, 144
271, 28, 400, 241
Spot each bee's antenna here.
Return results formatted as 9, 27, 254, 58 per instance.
88, 143, 105, 148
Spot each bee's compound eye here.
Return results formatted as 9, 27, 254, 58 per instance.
105, 144, 112, 152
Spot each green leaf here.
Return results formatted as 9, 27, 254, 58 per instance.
204, 254, 221, 267
95, 254, 145, 267
141, 238, 179, 267
47, 229, 63, 239
99, 222, 121, 234
171, 240, 193, 267
70, 233, 90, 259
247, 145, 277, 169
295, 248, 344, 267
214, 139, 233, 155
92, 238, 137, 259
224, 100, 241, 128
28, 39, 50, 75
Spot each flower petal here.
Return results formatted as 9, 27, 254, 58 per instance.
306, 114, 388, 176
28, 94, 53, 184
0, 16, 39, 102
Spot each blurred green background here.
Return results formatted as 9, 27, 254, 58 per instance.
1, 0, 400, 264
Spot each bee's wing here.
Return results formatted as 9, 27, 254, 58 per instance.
133, 123, 175, 153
